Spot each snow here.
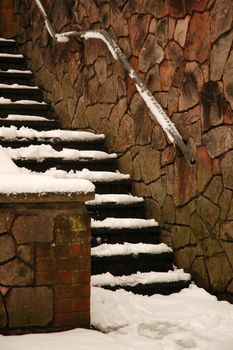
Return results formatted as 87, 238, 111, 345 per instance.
92, 270, 190, 287
0, 97, 46, 104
0, 125, 105, 141
5, 145, 116, 161
23, 168, 130, 182
0, 53, 23, 58
91, 242, 172, 257
81, 31, 118, 60
0, 38, 16, 42
91, 217, 158, 229
0, 115, 50, 121
87, 194, 143, 205
0, 69, 32, 73
2, 284, 233, 349
0, 83, 38, 89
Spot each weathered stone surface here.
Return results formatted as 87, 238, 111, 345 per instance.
220, 221, 233, 241
184, 12, 211, 63
210, 32, 233, 81
135, 115, 152, 146
222, 151, 233, 190
219, 189, 232, 220
146, 65, 161, 92
0, 209, 14, 234
98, 75, 118, 103
163, 196, 175, 224
190, 212, 209, 244
223, 53, 233, 110
159, 60, 175, 91
174, 246, 197, 271
190, 257, 210, 290
12, 214, 54, 243
138, 147, 161, 184
113, 114, 134, 152
128, 14, 151, 56
201, 81, 223, 131
204, 176, 223, 204
149, 179, 166, 207
221, 242, 233, 269
167, 87, 179, 116
179, 61, 204, 111
203, 126, 233, 159
7, 287, 53, 327
206, 254, 233, 292
144, 198, 164, 227
18, 245, 34, 265
173, 157, 197, 206
186, 0, 209, 13
156, 17, 168, 48
139, 34, 164, 72
174, 16, 190, 47
165, 41, 184, 70
117, 151, 133, 175
197, 196, 220, 229
0, 259, 33, 286
161, 146, 176, 166
85, 103, 112, 131
210, 0, 233, 43
203, 238, 223, 258
94, 56, 107, 85
171, 226, 191, 250
0, 234, 15, 263
0, 295, 7, 328
151, 124, 167, 151
228, 199, 233, 220
176, 205, 192, 226
197, 146, 212, 192
55, 211, 90, 243
172, 112, 191, 142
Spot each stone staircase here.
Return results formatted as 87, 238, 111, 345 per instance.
0, 37, 191, 295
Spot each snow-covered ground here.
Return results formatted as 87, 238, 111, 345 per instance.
2, 284, 233, 350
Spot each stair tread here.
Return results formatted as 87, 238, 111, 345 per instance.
5, 145, 116, 161
91, 270, 191, 288
0, 53, 23, 58
91, 218, 159, 229
0, 69, 32, 75
0, 97, 48, 106
0, 126, 105, 142
87, 194, 143, 206
0, 83, 38, 89
0, 115, 53, 122
91, 242, 172, 257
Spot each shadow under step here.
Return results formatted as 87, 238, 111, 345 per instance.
0, 39, 18, 54
0, 54, 26, 70
92, 270, 191, 296
0, 70, 34, 85
0, 101, 50, 117
0, 85, 43, 102
92, 252, 173, 275
0, 118, 60, 131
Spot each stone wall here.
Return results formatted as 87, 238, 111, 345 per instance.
15, 0, 233, 301
0, 195, 92, 334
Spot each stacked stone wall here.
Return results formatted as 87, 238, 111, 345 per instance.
15, 0, 233, 301
0, 200, 91, 334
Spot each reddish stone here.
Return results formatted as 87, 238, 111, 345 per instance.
184, 12, 211, 63
0, 259, 33, 286
156, 17, 169, 48
174, 16, 190, 47
186, 0, 209, 13
197, 146, 212, 192
210, 0, 233, 43
160, 60, 175, 92
54, 311, 89, 328
162, 146, 176, 166
168, 87, 179, 116
146, 65, 162, 92
0, 286, 9, 296
223, 102, 233, 125
223, 53, 233, 110
165, 41, 184, 70
139, 34, 164, 72
128, 14, 151, 56
167, 0, 186, 18
0, 234, 15, 263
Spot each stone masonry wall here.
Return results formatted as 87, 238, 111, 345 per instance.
15, 0, 233, 301
0, 200, 91, 334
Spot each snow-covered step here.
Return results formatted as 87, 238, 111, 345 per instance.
91, 270, 191, 296
0, 82, 43, 101
91, 242, 173, 275
0, 69, 34, 86
5, 145, 117, 172
91, 218, 160, 246
0, 53, 26, 70
86, 194, 145, 219
0, 97, 50, 117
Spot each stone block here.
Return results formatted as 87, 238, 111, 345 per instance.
210, 0, 233, 43
197, 196, 220, 229
174, 246, 197, 271
12, 214, 54, 243
190, 257, 210, 290
203, 126, 233, 159
201, 81, 223, 131
165, 41, 184, 70
128, 14, 150, 56
163, 195, 176, 224
223, 53, 233, 110
220, 221, 233, 241
0, 234, 15, 263
0, 295, 7, 328
171, 226, 191, 250
18, 245, 34, 265
7, 287, 53, 327
174, 16, 190, 47
0, 259, 33, 286
156, 17, 168, 48
0, 209, 14, 234
149, 178, 166, 207
55, 212, 90, 244
160, 60, 175, 91
139, 34, 164, 72
138, 147, 161, 184
222, 151, 233, 190
219, 189, 232, 221
204, 176, 223, 204
206, 254, 233, 292
197, 146, 212, 192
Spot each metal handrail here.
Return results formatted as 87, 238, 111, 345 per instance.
33, 0, 196, 165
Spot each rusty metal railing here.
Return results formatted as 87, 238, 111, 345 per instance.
33, 0, 196, 165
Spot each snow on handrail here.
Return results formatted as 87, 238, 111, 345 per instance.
33, 0, 196, 166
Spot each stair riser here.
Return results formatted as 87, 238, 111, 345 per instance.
0, 74, 34, 86
0, 105, 50, 117
0, 90, 43, 102
91, 229, 160, 246
0, 140, 105, 151
0, 44, 18, 54
0, 120, 60, 131
94, 182, 131, 194
92, 254, 173, 275
0, 61, 26, 71
13, 159, 117, 172
99, 280, 191, 296
87, 205, 145, 220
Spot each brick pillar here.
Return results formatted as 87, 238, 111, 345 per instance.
0, 0, 18, 38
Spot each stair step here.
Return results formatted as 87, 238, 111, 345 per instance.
0, 70, 34, 85
86, 194, 145, 219
91, 218, 160, 246
0, 126, 106, 151
91, 270, 191, 296
0, 83, 43, 101
0, 39, 18, 54
0, 53, 26, 70
91, 243, 173, 275
0, 99, 50, 117
6, 146, 117, 172
0, 115, 59, 130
